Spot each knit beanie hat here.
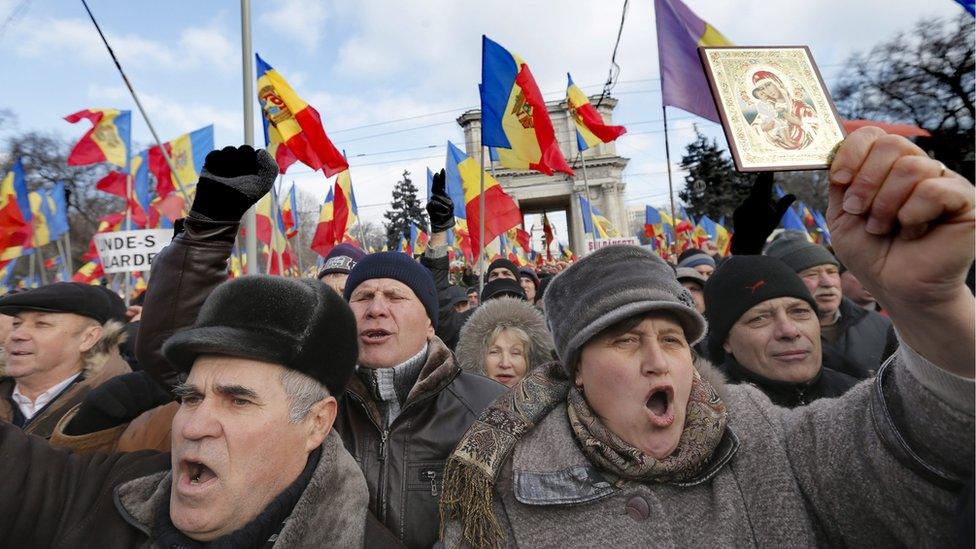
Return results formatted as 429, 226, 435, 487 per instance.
543, 245, 706, 372
481, 278, 526, 302
163, 276, 359, 395
677, 250, 716, 270
484, 258, 519, 282
703, 255, 818, 361
317, 243, 366, 278
343, 252, 439, 329
764, 231, 838, 273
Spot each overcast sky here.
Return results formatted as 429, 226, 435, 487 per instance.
0, 0, 966, 241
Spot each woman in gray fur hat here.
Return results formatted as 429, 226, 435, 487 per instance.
454, 297, 553, 388
438, 128, 975, 548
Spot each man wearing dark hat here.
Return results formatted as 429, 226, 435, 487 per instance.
317, 242, 366, 296
765, 231, 894, 378
0, 282, 130, 438
0, 146, 399, 547
447, 285, 471, 313
677, 247, 716, 278
338, 249, 505, 548
704, 255, 858, 408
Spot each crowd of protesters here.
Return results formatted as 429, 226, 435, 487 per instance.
0, 127, 972, 548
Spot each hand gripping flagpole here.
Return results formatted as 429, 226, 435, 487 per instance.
79, 0, 193, 211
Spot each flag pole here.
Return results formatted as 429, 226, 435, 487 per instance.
662, 105, 679, 260
478, 145, 486, 297
578, 152, 599, 254
79, 0, 192, 210
124, 171, 132, 305
241, 0, 258, 274
35, 251, 48, 286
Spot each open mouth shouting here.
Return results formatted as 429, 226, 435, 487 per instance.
178, 458, 219, 495
360, 328, 393, 344
645, 385, 675, 428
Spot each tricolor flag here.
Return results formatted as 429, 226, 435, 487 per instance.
578, 195, 619, 238
281, 183, 300, 239
542, 213, 554, 260
446, 141, 523, 256
72, 260, 104, 284
148, 125, 213, 199
644, 206, 662, 239
64, 109, 132, 168
256, 54, 348, 177
409, 224, 428, 256
566, 73, 626, 150
481, 36, 573, 176
311, 187, 336, 258
0, 158, 33, 260
332, 169, 359, 244
654, 0, 732, 122
255, 187, 293, 275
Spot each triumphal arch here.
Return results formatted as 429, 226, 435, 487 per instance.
457, 94, 629, 256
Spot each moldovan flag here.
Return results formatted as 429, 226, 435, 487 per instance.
447, 141, 522, 256
578, 195, 619, 238
542, 213, 554, 260
311, 187, 336, 257
64, 109, 131, 168
654, 0, 732, 122
149, 125, 213, 198
281, 184, 300, 239
256, 54, 348, 177
0, 158, 33, 260
332, 170, 359, 243
480, 36, 573, 176
255, 188, 292, 275
566, 73, 626, 150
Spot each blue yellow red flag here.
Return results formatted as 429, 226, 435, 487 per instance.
256, 54, 348, 177
481, 36, 573, 176
0, 158, 33, 260
149, 125, 213, 199
311, 187, 336, 257
447, 141, 522, 255
333, 170, 359, 243
566, 73, 626, 151
64, 109, 131, 168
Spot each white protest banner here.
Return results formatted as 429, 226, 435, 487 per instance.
94, 229, 173, 274
585, 236, 641, 255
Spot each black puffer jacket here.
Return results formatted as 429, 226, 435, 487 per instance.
823, 297, 896, 379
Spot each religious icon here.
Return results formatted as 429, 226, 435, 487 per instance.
699, 46, 846, 172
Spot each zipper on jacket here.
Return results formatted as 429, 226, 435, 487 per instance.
377, 428, 390, 522
422, 469, 439, 497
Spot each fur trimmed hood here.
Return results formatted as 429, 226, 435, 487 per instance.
83, 319, 127, 374
455, 297, 554, 378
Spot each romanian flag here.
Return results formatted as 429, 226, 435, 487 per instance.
441, 153, 473, 260
255, 54, 348, 177
399, 232, 412, 256
27, 191, 52, 247
332, 170, 359, 243
149, 125, 213, 199
73, 260, 104, 284
644, 206, 663, 239
578, 195, 619, 238
654, 0, 732, 123
447, 141, 523, 256
310, 187, 336, 257
480, 36, 573, 176
0, 158, 32, 258
65, 109, 132, 167
409, 224, 428, 256
566, 73, 626, 151
255, 188, 293, 275
280, 183, 300, 239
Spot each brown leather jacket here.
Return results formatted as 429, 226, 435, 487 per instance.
136, 215, 505, 548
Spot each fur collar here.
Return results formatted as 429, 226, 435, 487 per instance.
404, 336, 460, 404
83, 320, 127, 374
454, 297, 554, 378
114, 431, 369, 547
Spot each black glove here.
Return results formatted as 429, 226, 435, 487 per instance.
64, 371, 174, 436
730, 172, 796, 255
190, 145, 279, 222
426, 169, 455, 232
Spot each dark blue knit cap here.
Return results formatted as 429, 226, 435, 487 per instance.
343, 252, 439, 329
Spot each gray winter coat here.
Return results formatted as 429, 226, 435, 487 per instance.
454, 297, 554, 380
443, 343, 973, 547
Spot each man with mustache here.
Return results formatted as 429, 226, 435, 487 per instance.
765, 233, 894, 378
704, 255, 859, 408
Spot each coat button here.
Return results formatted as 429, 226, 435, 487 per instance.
626, 496, 650, 521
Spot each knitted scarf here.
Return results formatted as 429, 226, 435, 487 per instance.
439, 363, 727, 549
